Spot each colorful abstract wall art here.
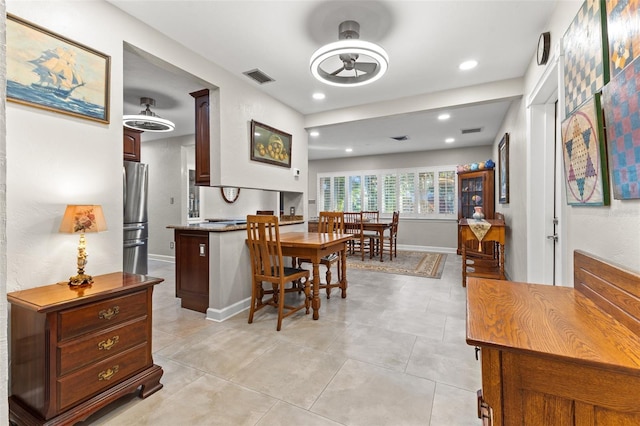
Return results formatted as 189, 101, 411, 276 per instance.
563, 0, 609, 117
561, 94, 610, 205
602, 56, 640, 199
606, 0, 640, 78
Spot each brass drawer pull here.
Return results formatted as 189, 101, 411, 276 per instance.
98, 306, 120, 320
97, 336, 120, 351
97, 365, 119, 381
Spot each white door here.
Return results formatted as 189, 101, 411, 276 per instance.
527, 59, 564, 285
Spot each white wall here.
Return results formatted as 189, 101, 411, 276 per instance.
492, 100, 527, 280
0, 0, 8, 418
140, 136, 185, 258
4, 0, 306, 288
309, 145, 493, 250
505, 0, 640, 284
3, 0, 307, 412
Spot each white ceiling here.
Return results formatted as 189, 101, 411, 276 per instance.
112, 0, 559, 160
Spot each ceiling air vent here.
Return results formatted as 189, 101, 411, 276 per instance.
461, 127, 483, 134
390, 135, 409, 141
243, 68, 275, 84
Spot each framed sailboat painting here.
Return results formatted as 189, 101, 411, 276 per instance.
6, 14, 110, 124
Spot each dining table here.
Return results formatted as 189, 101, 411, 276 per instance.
279, 231, 353, 320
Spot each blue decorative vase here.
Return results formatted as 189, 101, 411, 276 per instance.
470, 162, 479, 171
485, 159, 495, 169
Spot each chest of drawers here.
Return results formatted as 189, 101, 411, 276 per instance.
8, 272, 164, 425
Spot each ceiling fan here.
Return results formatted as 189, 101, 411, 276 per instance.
310, 20, 389, 87
331, 21, 377, 76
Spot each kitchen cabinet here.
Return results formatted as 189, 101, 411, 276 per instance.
123, 127, 142, 162
189, 89, 210, 186
175, 229, 209, 313
8, 272, 164, 425
457, 169, 494, 255
467, 251, 640, 425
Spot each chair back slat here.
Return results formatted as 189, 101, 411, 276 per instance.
362, 211, 379, 222
247, 215, 283, 281
392, 211, 400, 235
343, 212, 363, 234
318, 211, 345, 234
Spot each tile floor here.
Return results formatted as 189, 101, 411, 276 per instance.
82, 254, 482, 425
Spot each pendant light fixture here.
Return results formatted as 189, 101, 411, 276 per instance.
310, 20, 389, 87
123, 97, 175, 132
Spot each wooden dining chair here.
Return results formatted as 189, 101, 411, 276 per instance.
385, 211, 400, 260
361, 210, 380, 254
298, 211, 345, 298
361, 211, 379, 221
344, 211, 366, 260
369, 211, 399, 261
246, 215, 310, 330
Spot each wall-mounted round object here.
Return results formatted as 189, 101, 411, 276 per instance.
537, 32, 551, 66
221, 187, 240, 203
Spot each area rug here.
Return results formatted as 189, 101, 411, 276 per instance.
346, 251, 447, 279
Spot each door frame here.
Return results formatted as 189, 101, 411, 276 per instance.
526, 49, 566, 285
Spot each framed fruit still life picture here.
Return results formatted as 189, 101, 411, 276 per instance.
250, 120, 292, 168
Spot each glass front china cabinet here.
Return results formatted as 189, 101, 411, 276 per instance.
457, 169, 495, 254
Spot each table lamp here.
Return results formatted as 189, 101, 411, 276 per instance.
59, 205, 107, 286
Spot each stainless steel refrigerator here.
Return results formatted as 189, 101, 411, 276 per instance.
123, 160, 149, 274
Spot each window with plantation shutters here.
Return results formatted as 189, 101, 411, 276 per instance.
319, 177, 332, 212
382, 174, 397, 214
364, 175, 378, 211
318, 165, 456, 219
349, 175, 362, 211
418, 172, 435, 213
398, 172, 415, 213
333, 176, 346, 211
438, 171, 456, 214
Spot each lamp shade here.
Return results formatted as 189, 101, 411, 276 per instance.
59, 205, 107, 233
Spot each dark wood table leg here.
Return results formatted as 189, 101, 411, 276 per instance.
341, 245, 348, 298
312, 261, 321, 319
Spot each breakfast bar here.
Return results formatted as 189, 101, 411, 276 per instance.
167, 219, 305, 321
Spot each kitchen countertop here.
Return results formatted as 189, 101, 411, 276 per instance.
167, 219, 305, 232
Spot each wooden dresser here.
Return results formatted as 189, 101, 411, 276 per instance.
8, 272, 164, 425
467, 251, 640, 425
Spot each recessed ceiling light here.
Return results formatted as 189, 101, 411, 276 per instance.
312, 92, 326, 100
445, 138, 455, 143
309, 130, 320, 137
459, 60, 478, 70
345, 148, 353, 153
438, 113, 450, 120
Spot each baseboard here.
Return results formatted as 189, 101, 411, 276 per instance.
149, 254, 175, 263
398, 244, 457, 254
206, 298, 250, 322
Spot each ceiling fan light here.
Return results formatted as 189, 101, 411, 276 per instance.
310, 39, 389, 87
123, 97, 176, 132
123, 114, 175, 132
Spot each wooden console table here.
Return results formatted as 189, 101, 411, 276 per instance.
467, 251, 640, 425
8, 272, 164, 425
